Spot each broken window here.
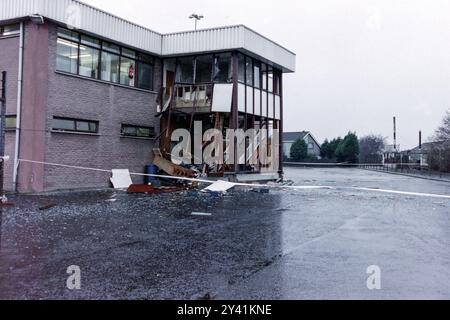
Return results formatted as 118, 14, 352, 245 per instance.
177, 57, 195, 83
273, 69, 281, 95
261, 63, 268, 91
121, 124, 155, 138
195, 55, 213, 83
246, 58, 253, 86
137, 62, 153, 90
267, 66, 274, 92
254, 61, 261, 89
213, 53, 232, 83
238, 53, 245, 83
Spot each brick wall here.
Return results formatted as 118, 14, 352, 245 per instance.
43, 23, 161, 190
0, 33, 19, 191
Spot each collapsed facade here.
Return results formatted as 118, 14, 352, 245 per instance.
0, 0, 296, 193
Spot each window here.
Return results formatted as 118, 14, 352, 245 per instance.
0, 24, 20, 37
195, 55, 213, 83
177, 57, 194, 83
102, 41, 120, 54
55, 27, 155, 90
56, 38, 79, 74
137, 62, 153, 90
5, 115, 17, 129
245, 57, 253, 86
213, 53, 232, 83
122, 48, 136, 59
52, 117, 98, 134
273, 70, 281, 95
81, 35, 100, 49
57, 28, 79, 42
121, 125, 155, 138
120, 57, 135, 86
267, 66, 273, 92
78, 45, 99, 79
254, 61, 261, 89
238, 53, 245, 83
137, 52, 154, 64
261, 63, 268, 91
101, 51, 120, 83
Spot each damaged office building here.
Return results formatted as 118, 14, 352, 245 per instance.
0, 0, 296, 193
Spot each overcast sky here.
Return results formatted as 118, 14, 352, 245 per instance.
84, 0, 450, 149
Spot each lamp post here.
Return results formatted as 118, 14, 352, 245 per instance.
189, 13, 204, 30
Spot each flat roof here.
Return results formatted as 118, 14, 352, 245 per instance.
0, 0, 296, 72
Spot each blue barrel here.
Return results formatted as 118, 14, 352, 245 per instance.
145, 165, 159, 185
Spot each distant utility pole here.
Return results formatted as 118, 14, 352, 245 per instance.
419, 130, 423, 167
0, 71, 6, 201
189, 13, 204, 30
393, 116, 397, 152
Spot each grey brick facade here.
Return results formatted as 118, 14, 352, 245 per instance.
0, 35, 19, 191
42, 24, 161, 190
2, 21, 162, 192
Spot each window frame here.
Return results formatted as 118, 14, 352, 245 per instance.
52, 117, 99, 134
5, 115, 17, 130
121, 124, 156, 139
0, 24, 20, 38
56, 27, 155, 91
235, 52, 282, 96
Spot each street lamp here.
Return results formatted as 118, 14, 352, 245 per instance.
189, 13, 204, 30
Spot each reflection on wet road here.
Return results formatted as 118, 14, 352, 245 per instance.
0, 168, 449, 299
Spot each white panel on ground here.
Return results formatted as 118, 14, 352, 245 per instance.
211, 84, 233, 112
202, 180, 236, 193
238, 83, 246, 113
110, 169, 133, 189
268, 93, 274, 118
275, 96, 281, 120
254, 89, 261, 116
262, 91, 268, 117
246, 87, 254, 114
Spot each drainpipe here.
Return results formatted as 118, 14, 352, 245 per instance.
12, 22, 24, 192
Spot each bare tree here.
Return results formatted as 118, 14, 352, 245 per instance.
434, 109, 450, 141
359, 135, 386, 164
428, 109, 450, 172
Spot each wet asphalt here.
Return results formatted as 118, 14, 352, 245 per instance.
0, 168, 449, 300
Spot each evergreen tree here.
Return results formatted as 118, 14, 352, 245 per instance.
335, 132, 360, 163
290, 139, 308, 161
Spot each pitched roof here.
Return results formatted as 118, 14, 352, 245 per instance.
283, 132, 309, 142
408, 141, 448, 153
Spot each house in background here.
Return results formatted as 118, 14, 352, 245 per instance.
283, 131, 321, 160
401, 141, 446, 165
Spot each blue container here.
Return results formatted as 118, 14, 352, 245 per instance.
145, 165, 159, 185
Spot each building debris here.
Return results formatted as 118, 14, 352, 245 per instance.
39, 203, 56, 210
127, 184, 192, 195
110, 169, 133, 189
152, 152, 196, 178
202, 180, 235, 193
191, 212, 212, 217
